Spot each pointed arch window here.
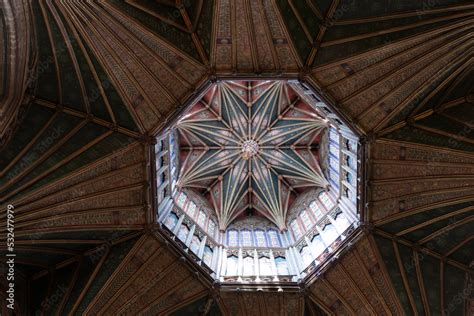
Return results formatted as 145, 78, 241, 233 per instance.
197, 210, 206, 227
241, 230, 253, 247
319, 191, 335, 210
255, 230, 267, 247
177, 192, 187, 208
207, 220, 216, 238
300, 210, 312, 230
290, 220, 302, 240
309, 200, 323, 220
228, 230, 238, 247
268, 230, 281, 247
187, 201, 197, 218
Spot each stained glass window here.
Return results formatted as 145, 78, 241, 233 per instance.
228, 230, 238, 247
268, 230, 281, 247
255, 230, 267, 247
290, 220, 302, 240
319, 191, 335, 210
187, 201, 197, 218
300, 210, 312, 230
177, 192, 187, 208
309, 201, 323, 220
207, 220, 216, 238
275, 257, 289, 275
241, 230, 252, 247
197, 210, 206, 226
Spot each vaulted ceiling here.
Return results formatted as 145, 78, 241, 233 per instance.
0, 0, 473, 315
177, 80, 328, 230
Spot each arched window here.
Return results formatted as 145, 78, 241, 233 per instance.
177, 192, 187, 208
275, 257, 289, 275
187, 201, 197, 218
241, 230, 253, 247
319, 191, 335, 210
300, 210, 312, 230
268, 230, 281, 247
228, 230, 238, 247
309, 201, 323, 220
290, 220, 302, 240
242, 256, 254, 276
203, 246, 213, 266
259, 256, 273, 276
207, 220, 216, 238
310, 234, 326, 257
301, 246, 313, 267
255, 230, 267, 247
226, 256, 238, 276
197, 210, 206, 226
189, 235, 201, 254
177, 224, 189, 242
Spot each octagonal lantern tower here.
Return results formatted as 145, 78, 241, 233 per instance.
154, 79, 362, 284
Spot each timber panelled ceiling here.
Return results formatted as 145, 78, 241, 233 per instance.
177, 81, 328, 230
0, 0, 473, 315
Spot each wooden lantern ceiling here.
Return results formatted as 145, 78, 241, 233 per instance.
0, 0, 473, 314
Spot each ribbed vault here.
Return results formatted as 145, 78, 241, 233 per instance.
177, 80, 328, 230
0, 0, 473, 315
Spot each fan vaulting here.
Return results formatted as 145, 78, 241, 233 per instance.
176, 81, 329, 230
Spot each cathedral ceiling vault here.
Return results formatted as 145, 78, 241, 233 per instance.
0, 0, 473, 314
